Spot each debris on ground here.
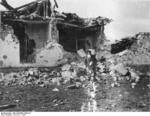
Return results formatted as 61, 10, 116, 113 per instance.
1, 33, 150, 90
52, 88, 59, 92
77, 49, 86, 58
0, 57, 140, 90
147, 84, 150, 88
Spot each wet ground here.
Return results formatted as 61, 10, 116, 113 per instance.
0, 65, 150, 112
0, 85, 87, 111
95, 65, 150, 112
96, 75, 150, 111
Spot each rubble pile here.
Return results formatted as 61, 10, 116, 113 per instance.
94, 32, 150, 88
112, 33, 150, 65
0, 32, 149, 89
0, 49, 141, 89
0, 60, 88, 87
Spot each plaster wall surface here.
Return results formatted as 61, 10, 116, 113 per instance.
36, 42, 65, 67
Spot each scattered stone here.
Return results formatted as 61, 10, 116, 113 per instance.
119, 94, 122, 97
53, 104, 58, 107
138, 103, 147, 108
15, 100, 20, 103
77, 49, 86, 58
61, 64, 71, 71
112, 63, 128, 76
147, 84, 150, 88
75, 82, 82, 87
52, 88, 59, 92
61, 71, 72, 80
80, 76, 86, 82
67, 84, 80, 89
131, 83, 136, 88
39, 84, 45, 88
130, 69, 140, 82
111, 104, 116, 108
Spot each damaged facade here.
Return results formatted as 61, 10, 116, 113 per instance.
0, 0, 111, 67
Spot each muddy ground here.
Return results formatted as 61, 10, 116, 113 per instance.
96, 65, 150, 111
0, 65, 150, 112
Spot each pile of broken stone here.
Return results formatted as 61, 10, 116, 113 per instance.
0, 49, 140, 89
2, 33, 150, 89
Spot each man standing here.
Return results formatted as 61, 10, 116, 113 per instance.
85, 49, 97, 82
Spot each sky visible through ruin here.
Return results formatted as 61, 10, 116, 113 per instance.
0, 0, 150, 42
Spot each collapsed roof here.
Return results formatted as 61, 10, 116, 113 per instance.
0, 0, 111, 28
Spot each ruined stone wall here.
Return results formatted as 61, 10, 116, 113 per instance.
0, 25, 20, 67
0, 23, 64, 67
96, 26, 106, 51
25, 22, 63, 67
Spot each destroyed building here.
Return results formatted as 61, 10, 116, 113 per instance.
0, 0, 111, 67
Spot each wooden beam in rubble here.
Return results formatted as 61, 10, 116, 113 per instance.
0, 0, 14, 10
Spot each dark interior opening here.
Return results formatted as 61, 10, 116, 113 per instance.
57, 24, 100, 52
